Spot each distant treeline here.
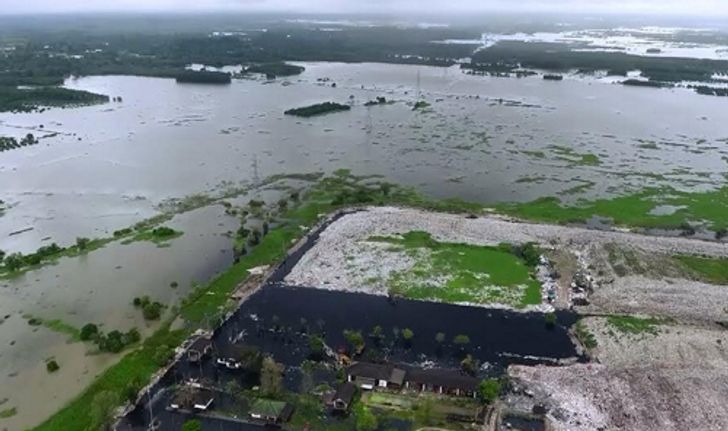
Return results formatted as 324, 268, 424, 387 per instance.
0, 86, 109, 113
692, 85, 728, 96
468, 41, 728, 84
284, 102, 351, 117
175, 70, 231, 84
0, 26, 477, 88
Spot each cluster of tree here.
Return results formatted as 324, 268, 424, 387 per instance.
132, 296, 165, 320
1, 242, 64, 272
692, 85, 728, 96
622, 79, 670, 88
79, 323, 141, 353
150, 226, 179, 238
0, 86, 108, 113
175, 70, 231, 84
284, 101, 351, 117
0, 133, 38, 151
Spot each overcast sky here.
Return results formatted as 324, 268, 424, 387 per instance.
2, 0, 727, 15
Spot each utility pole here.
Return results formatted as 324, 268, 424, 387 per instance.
251, 154, 260, 186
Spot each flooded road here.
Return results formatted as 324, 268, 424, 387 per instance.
1, 61, 727, 429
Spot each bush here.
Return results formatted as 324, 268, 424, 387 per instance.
479, 378, 502, 403
308, 335, 326, 361
46, 359, 60, 373
80, 323, 99, 341
142, 302, 163, 320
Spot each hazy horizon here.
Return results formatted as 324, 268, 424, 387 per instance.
1, 0, 727, 17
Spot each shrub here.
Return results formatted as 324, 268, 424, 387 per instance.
80, 323, 99, 341
479, 378, 502, 403
46, 359, 60, 373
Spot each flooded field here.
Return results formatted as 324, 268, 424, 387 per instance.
2, 61, 728, 429
3, 62, 728, 250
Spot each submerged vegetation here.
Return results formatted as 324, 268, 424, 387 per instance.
246, 62, 305, 77
284, 102, 351, 117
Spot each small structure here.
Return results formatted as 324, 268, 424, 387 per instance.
215, 344, 262, 372
347, 362, 405, 390
187, 336, 213, 363
326, 383, 357, 412
404, 367, 479, 398
169, 387, 215, 411
249, 398, 294, 424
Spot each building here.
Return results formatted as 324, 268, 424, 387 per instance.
186, 336, 214, 363
404, 367, 479, 398
169, 387, 215, 411
249, 398, 294, 424
326, 383, 357, 412
347, 362, 405, 390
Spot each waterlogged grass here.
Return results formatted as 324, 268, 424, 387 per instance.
548, 145, 602, 166
606, 315, 671, 335
368, 231, 541, 307
496, 186, 728, 232
25, 315, 81, 342
675, 255, 728, 284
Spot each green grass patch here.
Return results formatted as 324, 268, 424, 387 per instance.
368, 231, 541, 307
606, 315, 671, 335
495, 186, 728, 232
674, 255, 728, 284
574, 320, 597, 349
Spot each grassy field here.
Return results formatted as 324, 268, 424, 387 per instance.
675, 255, 728, 284
368, 231, 542, 307
606, 315, 671, 335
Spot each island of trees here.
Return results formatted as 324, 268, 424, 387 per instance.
0, 86, 109, 113
175, 70, 231, 84
284, 102, 351, 117
246, 62, 305, 78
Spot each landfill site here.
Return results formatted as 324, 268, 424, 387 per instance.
284, 206, 728, 431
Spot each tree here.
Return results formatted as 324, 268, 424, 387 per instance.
182, 419, 202, 431
344, 329, 365, 354
308, 334, 326, 361
76, 237, 90, 251
4, 253, 24, 272
354, 404, 378, 431
402, 328, 414, 347
453, 334, 470, 348
479, 378, 502, 404
435, 332, 446, 344
0, 249, 5, 264
142, 301, 163, 320
260, 356, 284, 397
88, 390, 120, 431
544, 312, 557, 329
80, 323, 99, 341
460, 354, 478, 375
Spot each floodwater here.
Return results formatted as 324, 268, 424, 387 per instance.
1, 61, 728, 428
